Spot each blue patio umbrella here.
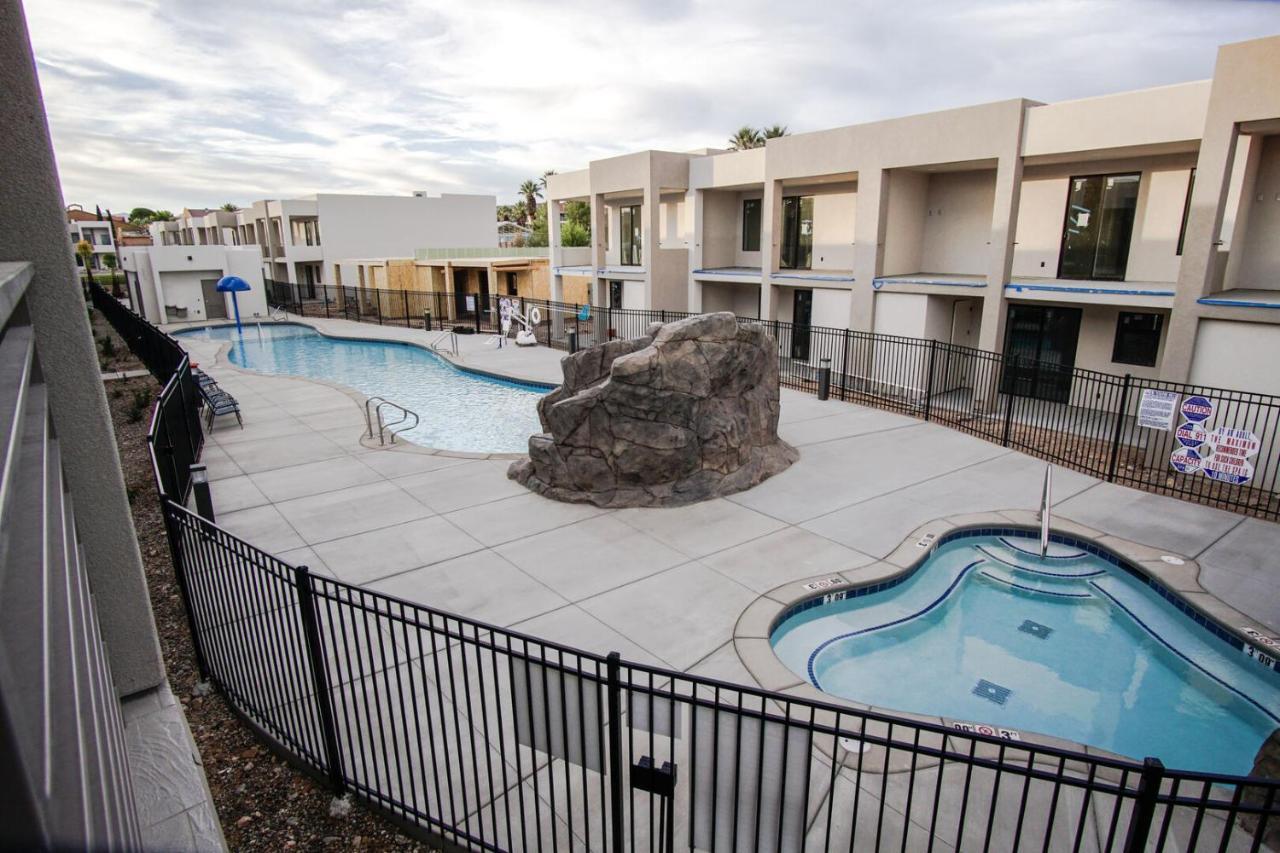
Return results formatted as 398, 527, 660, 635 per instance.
216, 275, 252, 333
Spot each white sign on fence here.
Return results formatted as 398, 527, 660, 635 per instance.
1136, 389, 1179, 430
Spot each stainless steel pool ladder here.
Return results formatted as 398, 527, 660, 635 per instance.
364, 396, 420, 445
1038, 464, 1052, 557
430, 330, 458, 357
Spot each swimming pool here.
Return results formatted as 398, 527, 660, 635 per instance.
175, 323, 549, 453
770, 529, 1280, 774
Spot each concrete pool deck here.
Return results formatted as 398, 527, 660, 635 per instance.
173, 314, 1280, 665
169, 314, 1280, 850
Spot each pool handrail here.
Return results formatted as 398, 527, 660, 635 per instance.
1039, 464, 1052, 557
364, 395, 420, 445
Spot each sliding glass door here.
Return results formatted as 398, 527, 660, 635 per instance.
1058, 173, 1140, 280
780, 196, 814, 270
619, 205, 642, 266
1000, 304, 1082, 403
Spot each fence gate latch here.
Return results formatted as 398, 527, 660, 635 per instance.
631, 756, 677, 797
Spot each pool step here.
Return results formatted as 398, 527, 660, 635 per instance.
996, 535, 1089, 561
975, 564, 1097, 601
976, 542, 1107, 580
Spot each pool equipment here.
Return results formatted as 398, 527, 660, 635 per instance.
215, 275, 252, 333
499, 297, 540, 346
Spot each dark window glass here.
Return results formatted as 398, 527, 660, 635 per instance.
1058, 173, 1140, 280
1112, 311, 1164, 367
609, 280, 623, 308
619, 205, 641, 266
780, 196, 813, 269
1176, 168, 1196, 256
742, 199, 762, 252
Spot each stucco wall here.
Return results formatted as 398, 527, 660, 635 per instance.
1232, 134, 1280, 290
701, 281, 761, 318
317, 193, 497, 285
1190, 319, 1280, 395
883, 171, 928, 276
919, 170, 997, 275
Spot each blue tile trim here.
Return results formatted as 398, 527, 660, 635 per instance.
1196, 297, 1280, 310
873, 277, 987, 290
1089, 582, 1280, 724
1005, 282, 1175, 297
978, 570, 1094, 598
998, 536, 1087, 561
975, 545, 1106, 579
770, 272, 856, 282
807, 559, 985, 688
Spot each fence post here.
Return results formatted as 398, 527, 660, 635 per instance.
376, 292, 383, 325
840, 329, 850, 401
323, 285, 331, 319
294, 565, 346, 794
1107, 374, 1133, 483
473, 303, 481, 334
1001, 385, 1015, 448
606, 652, 626, 853
924, 338, 938, 421
1123, 758, 1165, 853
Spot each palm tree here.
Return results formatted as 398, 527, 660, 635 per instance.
762, 124, 789, 139
729, 125, 763, 151
220, 202, 239, 212
539, 170, 556, 190
75, 239, 94, 282
519, 179, 542, 222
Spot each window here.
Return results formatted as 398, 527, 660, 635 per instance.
1058, 173, 1140, 280
742, 199, 761, 252
1112, 312, 1163, 367
780, 196, 813, 269
619, 204, 641, 266
609, 280, 623, 308
1176, 168, 1196, 256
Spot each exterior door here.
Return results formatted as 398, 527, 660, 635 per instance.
1058, 173, 1140, 280
477, 269, 491, 318
791, 289, 813, 361
609, 280, 623, 309
781, 196, 814, 270
200, 278, 227, 320
1000, 304, 1082, 403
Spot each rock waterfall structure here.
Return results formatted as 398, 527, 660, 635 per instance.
508, 312, 798, 507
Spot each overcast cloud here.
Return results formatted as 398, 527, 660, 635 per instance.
23, 0, 1280, 212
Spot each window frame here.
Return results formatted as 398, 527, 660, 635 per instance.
619, 204, 642, 266
742, 198, 762, 253
1176, 168, 1196, 257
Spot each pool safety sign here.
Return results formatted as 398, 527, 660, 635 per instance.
1137, 389, 1179, 430
1168, 395, 1262, 485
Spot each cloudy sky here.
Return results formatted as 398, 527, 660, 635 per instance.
25, 0, 1280, 213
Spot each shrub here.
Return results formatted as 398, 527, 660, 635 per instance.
126, 387, 150, 423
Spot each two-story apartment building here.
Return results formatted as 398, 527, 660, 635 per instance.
546, 34, 1280, 395
232, 192, 497, 295
66, 207, 118, 270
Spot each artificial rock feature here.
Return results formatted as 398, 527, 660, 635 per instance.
508, 312, 798, 507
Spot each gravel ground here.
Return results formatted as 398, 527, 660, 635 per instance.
105, 369, 434, 851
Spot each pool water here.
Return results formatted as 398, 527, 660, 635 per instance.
176, 323, 548, 453
770, 532, 1280, 774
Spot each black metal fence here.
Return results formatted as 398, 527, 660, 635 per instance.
83, 279, 1276, 851
90, 282, 204, 501
157, 492, 1279, 852
266, 279, 1280, 521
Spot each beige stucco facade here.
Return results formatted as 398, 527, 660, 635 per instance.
547, 35, 1280, 394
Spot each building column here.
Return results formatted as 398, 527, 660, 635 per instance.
688, 189, 704, 313
1162, 119, 1243, 382
977, 152, 1024, 354
850, 168, 889, 333
643, 179, 661, 310
0, 1, 163, 696
590, 192, 607, 312
760, 179, 783, 320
